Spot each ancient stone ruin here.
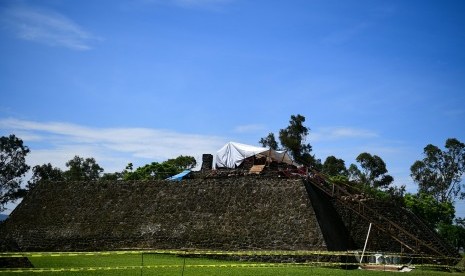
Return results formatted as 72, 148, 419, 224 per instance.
0, 167, 460, 265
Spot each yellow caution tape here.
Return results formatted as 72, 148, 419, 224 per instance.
0, 249, 461, 261
0, 262, 462, 273
0, 249, 462, 274
0, 263, 354, 273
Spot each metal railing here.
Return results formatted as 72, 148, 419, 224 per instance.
306, 172, 459, 261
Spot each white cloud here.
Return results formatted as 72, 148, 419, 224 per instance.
445, 108, 465, 117
2, 5, 100, 50
233, 124, 266, 133
0, 118, 226, 172
311, 126, 378, 142
140, 0, 233, 9
321, 22, 370, 46
172, 0, 232, 8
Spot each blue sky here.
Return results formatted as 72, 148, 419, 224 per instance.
1, 0, 464, 216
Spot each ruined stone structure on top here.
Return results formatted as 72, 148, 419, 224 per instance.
0, 171, 460, 265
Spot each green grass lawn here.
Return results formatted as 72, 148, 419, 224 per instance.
0, 252, 463, 276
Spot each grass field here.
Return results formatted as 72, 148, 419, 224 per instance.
1, 252, 463, 276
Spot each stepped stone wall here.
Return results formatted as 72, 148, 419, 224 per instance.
332, 200, 404, 253
333, 199, 455, 255
0, 177, 326, 252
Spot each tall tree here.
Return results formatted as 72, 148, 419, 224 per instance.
349, 152, 393, 188
0, 134, 30, 211
27, 163, 64, 190
165, 155, 197, 170
410, 138, 465, 203
123, 162, 178, 180
258, 133, 279, 150
404, 192, 455, 228
123, 155, 197, 180
100, 172, 123, 181
64, 156, 103, 181
322, 156, 348, 177
437, 222, 465, 251
278, 114, 317, 167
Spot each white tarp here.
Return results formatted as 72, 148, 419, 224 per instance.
215, 142, 295, 169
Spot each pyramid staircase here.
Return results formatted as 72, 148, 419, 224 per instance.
306, 172, 461, 263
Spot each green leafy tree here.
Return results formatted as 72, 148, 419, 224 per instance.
258, 133, 279, 150
258, 115, 320, 168
165, 155, 197, 170
279, 114, 317, 167
410, 138, 465, 203
122, 163, 137, 180
64, 155, 104, 181
404, 192, 455, 229
322, 156, 348, 177
100, 172, 123, 181
123, 162, 178, 180
27, 163, 64, 190
123, 155, 196, 180
348, 152, 393, 188
437, 222, 465, 251
0, 134, 30, 211
125, 163, 134, 172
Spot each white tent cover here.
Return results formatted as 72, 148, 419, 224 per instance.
215, 142, 295, 169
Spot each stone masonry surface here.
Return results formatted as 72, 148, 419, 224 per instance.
0, 177, 326, 252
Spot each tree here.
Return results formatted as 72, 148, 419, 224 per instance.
279, 114, 313, 166
437, 222, 465, 251
0, 134, 30, 211
348, 152, 393, 188
123, 162, 178, 180
27, 163, 64, 190
322, 156, 348, 177
404, 192, 455, 229
64, 156, 103, 181
278, 114, 318, 167
165, 155, 197, 170
258, 133, 279, 150
100, 172, 123, 181
258, 115, 319, 168
123, 155, 197, 180
122, 163, 138, 180
410, 138, 465, 203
